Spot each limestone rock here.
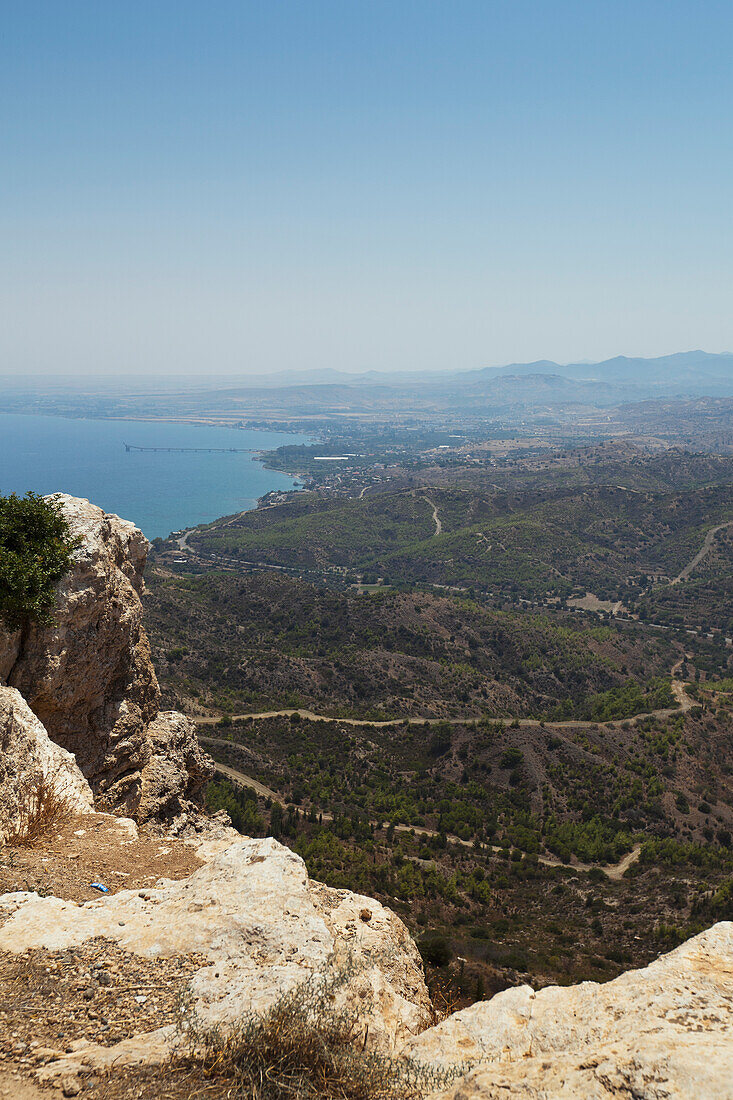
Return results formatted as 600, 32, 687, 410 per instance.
0, 626, 21, 682
0, 836, 432, 1080
0, 686, 93, 843
405, 921, 733, 1100
0, 494, 212, 818
137, 711, 213, 820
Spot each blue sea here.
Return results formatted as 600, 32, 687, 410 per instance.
0, 414, 312, 538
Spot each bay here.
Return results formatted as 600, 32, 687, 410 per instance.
0, 413, 311, 538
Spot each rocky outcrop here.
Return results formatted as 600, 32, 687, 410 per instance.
0, 686, 94, 843
0, 495, 212, 819
4, 840, 729, 1099
407, 921, 733, 1099
137, 710, 215, 820
0, 836, 433, 1081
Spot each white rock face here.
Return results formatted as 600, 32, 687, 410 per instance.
0, 494, 212, 818
0, 686, 94, 843
407, 921, 733, 1100
0, 836, 432, 1079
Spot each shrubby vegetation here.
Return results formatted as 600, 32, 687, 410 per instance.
184, 481, 733, 619
145, 569, 677, 720
0, 492, 77, 630
199, 688, 733, 997
175, 958, 454, 1099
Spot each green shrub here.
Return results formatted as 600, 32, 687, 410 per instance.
418, 933, 452, 968
205, 779, 265, 837
500, 747, 523, 770
0, 492, 78, 630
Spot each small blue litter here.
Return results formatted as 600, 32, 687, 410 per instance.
90, 882, 109, 893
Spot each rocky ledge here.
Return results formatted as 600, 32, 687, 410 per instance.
0, 832, 433, 1083
0, 830, 730, 1097
415, 920, 733, 1099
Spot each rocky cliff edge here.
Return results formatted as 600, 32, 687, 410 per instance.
0, 494, 212, 822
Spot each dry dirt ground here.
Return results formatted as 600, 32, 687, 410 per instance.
0, 817, 212, 1099
0, 814, 202, 903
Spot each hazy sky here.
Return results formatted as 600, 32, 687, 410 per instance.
2, 1, 732, 379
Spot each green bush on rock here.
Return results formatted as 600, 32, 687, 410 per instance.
0, 492, 78, 631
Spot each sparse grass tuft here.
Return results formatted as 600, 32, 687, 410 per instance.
8, 768, 77, 846
173, 959, 456, 1100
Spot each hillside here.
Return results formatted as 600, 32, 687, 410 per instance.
196, 693, 733, 995
144, 570, 678, 719
179, 477, 733, 626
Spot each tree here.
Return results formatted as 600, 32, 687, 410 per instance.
0, 492, 78, 631
269, 802, 284, 837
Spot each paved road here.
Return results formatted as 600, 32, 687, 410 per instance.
670, 520, 733, 585
201, 739, 643, 880
175, 527, 198, 551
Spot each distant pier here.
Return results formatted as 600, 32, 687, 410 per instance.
124, 443, 260, 454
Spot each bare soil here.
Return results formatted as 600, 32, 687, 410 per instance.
0, 814, 208, 1097
0, 814, 202, 904
0, 939, 204, 1052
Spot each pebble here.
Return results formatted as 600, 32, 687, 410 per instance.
60, 1073, 82, 1097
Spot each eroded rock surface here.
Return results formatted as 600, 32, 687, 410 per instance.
137, 710, 213, 821
409, 921, 733, 1100
0, 686, 94, 843
0, 495, 212, 818
0, 836, 432, 1081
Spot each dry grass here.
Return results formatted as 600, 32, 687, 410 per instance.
7, 768, 77, 846
172, 960, 456, 1100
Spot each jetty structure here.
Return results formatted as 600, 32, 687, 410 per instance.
124, 443, 260, 454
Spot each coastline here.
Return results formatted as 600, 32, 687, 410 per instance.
0, 412, 314, 540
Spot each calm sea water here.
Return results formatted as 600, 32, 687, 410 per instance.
0, 414, 311, 538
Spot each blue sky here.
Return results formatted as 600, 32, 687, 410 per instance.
2, 1, 732, 378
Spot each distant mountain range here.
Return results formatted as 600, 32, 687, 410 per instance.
3, 351, 733, 420
212, 350, 733, 410
484, 350, 733, 389
195, 350, 733, 401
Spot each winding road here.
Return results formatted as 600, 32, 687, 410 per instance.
194, 675, 693, 732
422, 495, 442, 537
202, 740, 643, 881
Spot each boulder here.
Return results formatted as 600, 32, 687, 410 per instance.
138, 710, 215, 820
0, 495, 212, 818
0, 836, 433, 1080
0, 686, 93, 843
405, 921, 733, 1099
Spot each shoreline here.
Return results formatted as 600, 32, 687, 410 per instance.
0, 412, 315, 540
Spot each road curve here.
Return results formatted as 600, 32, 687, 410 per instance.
422, 495, 442, 537
175, 527, 198, 551
201, 742, 642, 880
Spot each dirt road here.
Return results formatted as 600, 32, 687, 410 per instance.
194, 676, 693, 732
670, 520, 733, 585
201, 741, 643, 881
422, 495, 442, 536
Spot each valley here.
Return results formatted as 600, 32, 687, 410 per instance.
144, 440, 733, 1009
